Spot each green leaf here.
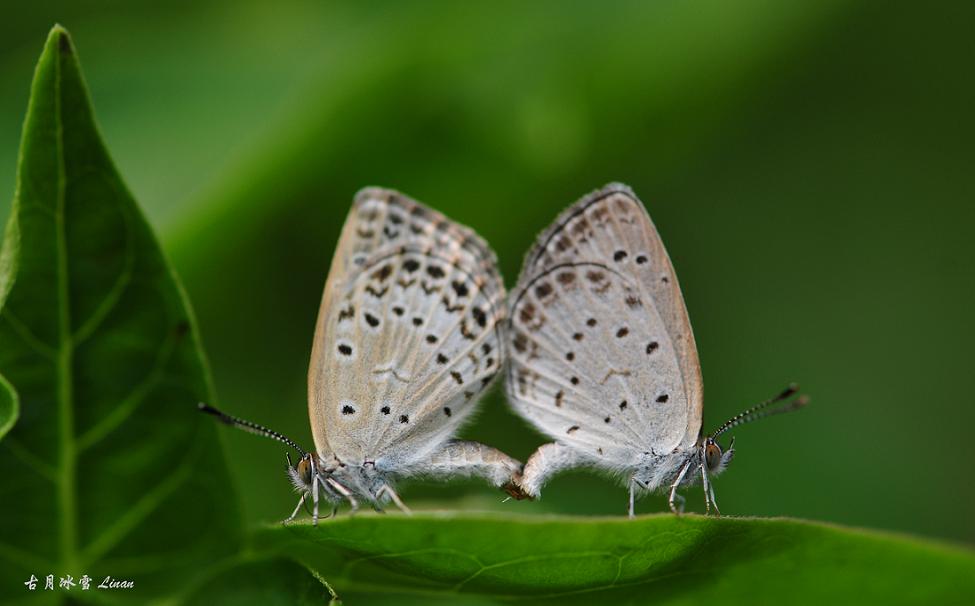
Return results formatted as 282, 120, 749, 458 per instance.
255, 513, 975, 604
0, 372, 18, 442
0, 25, 240, 602
180, 557, 340, 606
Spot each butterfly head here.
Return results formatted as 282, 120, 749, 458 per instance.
703, 435, 735, 476
286, 451, 316, 493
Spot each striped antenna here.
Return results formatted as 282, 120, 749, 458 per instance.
709, 384, 809, 439
198, 402, 307, 457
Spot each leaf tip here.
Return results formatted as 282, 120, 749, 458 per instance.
47, 24, 74, 56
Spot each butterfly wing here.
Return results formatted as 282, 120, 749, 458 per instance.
507, 183, 703, 462
309, 188, 505, 468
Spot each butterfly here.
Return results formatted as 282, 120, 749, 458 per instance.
505, 183, 807, 516
201, 187, 524, 523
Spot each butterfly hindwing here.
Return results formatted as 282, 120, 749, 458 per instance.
508, 261, 689, 461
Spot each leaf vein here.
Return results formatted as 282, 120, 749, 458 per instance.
3, 311, 57, 359
337, 546, 484, 580
72, 202, 135, 345
0, 539, 54, 571
53, 42, 81, 573
2, 436, 57, 482
76, 331, 177, 453
80, 446, 196, 563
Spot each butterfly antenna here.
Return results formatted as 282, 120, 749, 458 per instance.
709, 384, 809, 439
198, 402, 307, 457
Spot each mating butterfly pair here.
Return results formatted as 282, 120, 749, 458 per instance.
200, 184, 806, 522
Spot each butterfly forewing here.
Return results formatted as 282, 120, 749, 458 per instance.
508, 184, 703, 455
328, 187, 501, 298
309, 189, 505, 465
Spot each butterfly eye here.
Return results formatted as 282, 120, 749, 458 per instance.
296, 456, 313, 485
705, 441, 723, 471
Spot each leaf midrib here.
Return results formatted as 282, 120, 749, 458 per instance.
52, 40, 80, 573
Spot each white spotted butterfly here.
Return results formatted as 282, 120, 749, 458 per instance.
201, 187, 524, 522
505, 183, 807, 516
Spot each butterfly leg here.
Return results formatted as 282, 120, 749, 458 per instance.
311, 472, 321, 526
627, 477, 649, 518
285, 492, 307, 523
417, 440, 528, 498
668, 461, 692, 515
672, 492, 686, 514
326, 477, 359, 515
700, 464, 715, 516
520, 442, 584, 499
377, 484, 412, 515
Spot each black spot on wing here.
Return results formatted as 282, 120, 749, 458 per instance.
372, 264, 393, 282
472, 307, 487, 328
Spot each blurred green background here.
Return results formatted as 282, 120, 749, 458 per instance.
3, 1, 973, 545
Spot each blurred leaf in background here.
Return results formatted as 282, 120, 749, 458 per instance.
0, 375, 17, 442
1, 0, 973, 548
0, 26, 240, 602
